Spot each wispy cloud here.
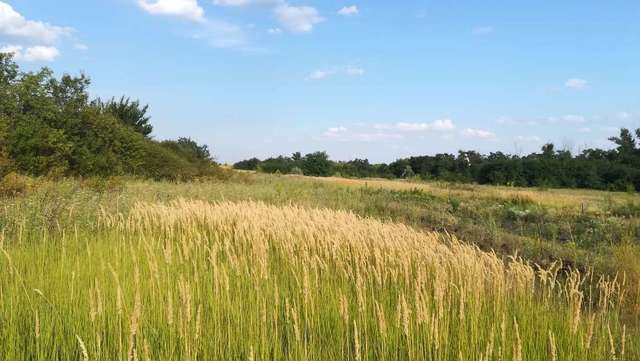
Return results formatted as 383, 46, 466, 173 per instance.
565, 78, 590, 91
472, 26, 493, 35
322, 119, 455, 142
212, 0, 324, 34
462, 128, 495, 139
137, 0, 253, 49
322, 126, 403, 142
192, 20, 248, 48
308, 69, 336, 80
307, 66, 365, 80
374, 119, 455, 132
337, 6, 359, 16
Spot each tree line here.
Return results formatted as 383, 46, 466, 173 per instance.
0, 53, 216, 180
234, 130, 640, 191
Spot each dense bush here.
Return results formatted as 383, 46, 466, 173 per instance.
0, 53, 215, 180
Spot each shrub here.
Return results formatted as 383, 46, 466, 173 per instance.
0, 172, 29, 197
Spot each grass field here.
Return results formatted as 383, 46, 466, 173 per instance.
1, 173, 639, 359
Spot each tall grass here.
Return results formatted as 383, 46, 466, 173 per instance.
1, 198, 637, 359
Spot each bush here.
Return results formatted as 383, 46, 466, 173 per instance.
0, 172, 29, 197
80, 177, 125, 193
290, 167, 304, 176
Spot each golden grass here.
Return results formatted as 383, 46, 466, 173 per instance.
1, 196, 637, 359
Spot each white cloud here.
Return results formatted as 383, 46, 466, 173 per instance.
337, 6, 359, 16
472, 26, 493, 35
462, 128, 495, 139
138, 0, 205, 22
375, 119, 455, 132
73, 43, 89, 51
274, 4, 324, 33
578, 127, 592, 133
565, 78, 589, 91
0, 45, 59, 62
214, 0, 281, 6
0, 2, 73, 44
267, 27, 282, 34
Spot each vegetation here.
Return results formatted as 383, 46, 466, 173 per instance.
0, 177, 638, 359
0, 53, 216, 180
1, 51, 639, 359
235, 133, 640, 192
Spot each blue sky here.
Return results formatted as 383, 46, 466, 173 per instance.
1, 0, 639, 163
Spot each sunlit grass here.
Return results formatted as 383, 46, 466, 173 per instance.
1, 196, 638, 359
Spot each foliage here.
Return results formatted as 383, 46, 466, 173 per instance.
93, 96, 153, 137
301, 151, 332, 176
233, 157, 260, 171
235, 128, 640, 191
0, 53, 215, 180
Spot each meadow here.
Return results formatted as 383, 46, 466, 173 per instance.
0, 173, 639, 360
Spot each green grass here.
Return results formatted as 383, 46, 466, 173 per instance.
0, 174, 639, 359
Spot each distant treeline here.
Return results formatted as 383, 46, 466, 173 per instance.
0, 53, 216, 180
235, 130, 640, 191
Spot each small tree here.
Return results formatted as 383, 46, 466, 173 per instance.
302, 151, 332, 177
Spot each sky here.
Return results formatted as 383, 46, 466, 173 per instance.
0, 0, 639, 163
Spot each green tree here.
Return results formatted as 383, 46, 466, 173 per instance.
302, 151, 332, 177
609, 128, 638, 164
95, 96, 153, 137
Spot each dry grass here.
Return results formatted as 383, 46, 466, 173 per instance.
1, 197, 636, 359
306, 176, 632, 211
